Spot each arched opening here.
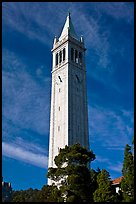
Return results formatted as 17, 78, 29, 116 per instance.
75, 50, 78, 63
56, 53, 58, 66
63, 48, 65, 61
71, 48, 74, 61
79, 52, 82, 64
59, 51, 62, 63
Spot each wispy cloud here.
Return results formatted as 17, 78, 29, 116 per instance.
69, 3, 134, 92
2, 2, 72, 46
13, 137, 48, 155
2, 49, 50, 136
93, 2, 134, 23
106, 147, 124, 151
70, 8, 110, 70
2, 3, 52, 46
108, 162, 123, 173
94, 155, 110, 164
2, 2, 133, 85
2, 140, 48, 169
93, 155, 123, 174
88, 105, 134, 148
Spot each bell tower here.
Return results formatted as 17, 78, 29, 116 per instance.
48, 13, 89, 185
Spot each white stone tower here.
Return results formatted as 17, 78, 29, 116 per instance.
48, 13, 89, 185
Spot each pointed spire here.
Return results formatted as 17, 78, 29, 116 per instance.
59, 13, 78, 41
67, 11, 70, 18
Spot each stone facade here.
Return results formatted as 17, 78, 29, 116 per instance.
48, 13, 89, 185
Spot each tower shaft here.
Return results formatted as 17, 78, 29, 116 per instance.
48, 14, 89, 185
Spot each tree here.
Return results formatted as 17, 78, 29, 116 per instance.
11, 188, 39, 202
93, 169, 118, 202
38, 184, 62, 202
90, 167, 101, 197
121, 144, 134, 202
47, 143, 95, 202
11, 190, 25, 202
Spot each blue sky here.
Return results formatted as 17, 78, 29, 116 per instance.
2, 2, 134, 190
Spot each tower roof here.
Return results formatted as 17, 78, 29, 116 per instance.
59, 12, 78, 41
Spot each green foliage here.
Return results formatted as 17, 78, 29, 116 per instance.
121, 144, 134, 202
90, 167, 101, 195
11, 188, 39, 202
54, 143, 95, 167
38, 185, 63, 202
11, 186, 63, 202
93, 169, 118, 202
47, 143, 95, 202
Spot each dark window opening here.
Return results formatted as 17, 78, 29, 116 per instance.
71, 48, 74, 61
63, 48, 65, 61
79, 52, 82, 64
59, 51, 62, 63
59, 106, 60, 111
75, 50, 78, 63
58, 126, 60, 131
59, 88, 61, 92
56, 53, 58, 65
